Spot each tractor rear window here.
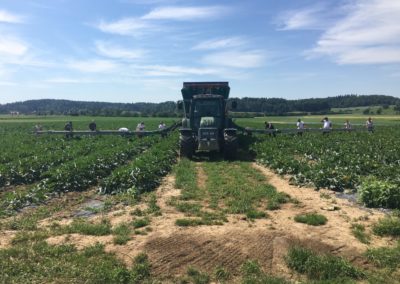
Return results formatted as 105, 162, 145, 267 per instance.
193, 100, 221, 117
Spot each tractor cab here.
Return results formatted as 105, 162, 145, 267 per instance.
178, 82, 238, 158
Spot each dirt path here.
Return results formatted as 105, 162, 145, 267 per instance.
252, 163, 393, 257
5, 162, 394, 281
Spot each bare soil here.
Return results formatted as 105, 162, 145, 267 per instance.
1, 162, 395, 281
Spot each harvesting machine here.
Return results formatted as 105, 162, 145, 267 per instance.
177, 82, 238, 159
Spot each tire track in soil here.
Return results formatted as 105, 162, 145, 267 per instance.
34, 161, 389, 280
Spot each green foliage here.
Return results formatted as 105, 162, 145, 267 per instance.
214, 266, 230, 282
372, 216, 400, 237
132, 217, 150, 229
286, 246, 365, 281
351, 223, 370, 244
0, 242, 150, 283
246, 210, 267, 219
112, 223, 132, 245
252, 127, 400, 204
175, 218, 205, 227
358, 176, 400, 209
99, 134, 178, 195
175, 158, 201, 200
146, 193, 161, 216
365, 242, 400, 269
186, 266, 210, 284
55, 218, 112, 236
294, 213, 327, 226
241, 260, 290, 284
131, 253, 151, 283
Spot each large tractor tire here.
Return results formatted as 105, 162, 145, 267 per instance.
223, 134, 238, 160
179, 135, 195, 159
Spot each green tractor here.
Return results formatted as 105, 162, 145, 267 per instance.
178, 82, 238, 159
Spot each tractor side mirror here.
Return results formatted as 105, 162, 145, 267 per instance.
231, 101, 237, 110
177, 100, 183, 110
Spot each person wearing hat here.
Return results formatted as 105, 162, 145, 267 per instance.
64, 121, 73, 138
321, 117, 331, 135
296, 118, 305, 136
89, 120, 97, 131
366, 117, 374, 133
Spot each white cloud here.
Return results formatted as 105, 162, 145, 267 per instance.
0, 81, 16, 86
141, 6, 226, 21
0, 37, 28, 56
277, 5, 328, 30
193, 36, 246, 50
202, 50, 265, 68
0, 10, 23, 24
67, 59, 120, 73
44, 77, 93, 84
95, 41, 145, 60
138, 64, 219, 76
308, 0, 400, 64
96, 18, 151, 36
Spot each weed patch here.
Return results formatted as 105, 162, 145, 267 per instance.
365, 242, 400, 269
294, 213, 327, 226
372, 216, 400, 237
286, 246, 365, 281
0, 242, 152, 283
175, 158, 201, 200
132, 217, 150, 229
54, 218, 112, 236
241, 260, 290, 284
351, 223, 370, 244
112, 223, 132, 245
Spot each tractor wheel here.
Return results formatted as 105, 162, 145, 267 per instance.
179, 135, 194, 159
223, 134, 238, 160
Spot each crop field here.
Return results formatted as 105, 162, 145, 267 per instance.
1, 115, 400, 283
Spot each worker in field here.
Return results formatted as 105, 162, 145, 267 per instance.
296, 118, 305, 136
89, 120, 97, 131
321, 117, 332, 135
265, 121, 276, 137
159, 121, 167, 137
34, 124, 43, 135
344, 119, 352, 131
366, 117, 374, 132
136, 121, 145, 138
64, 121, 73, 138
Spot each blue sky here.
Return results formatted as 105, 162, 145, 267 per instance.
0, 0, 399, 104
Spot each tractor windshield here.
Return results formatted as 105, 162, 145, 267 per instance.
193, 99, 221, 117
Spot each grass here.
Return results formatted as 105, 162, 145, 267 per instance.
203, 161, 289, 215
365, 241, 400, 269
241, 260, 290, 284
285, 246, 365, 281
174, 158, 201, 200
2, 204, 62, 231
246, 209, 268, 219
112, 223, 132, 245
175, 218, 207, 227
372, 216, 400, 237
351, 223, 370, 244
132, 217, 150, 229
186, 267, 210, 284
214, 266, 230, 282
11, 230, 50, 245
294, 212, 327, 226
172, 160, 288, 226
146, 193, 161, 216
54, 218, 112, 236
0, 242, 152, 283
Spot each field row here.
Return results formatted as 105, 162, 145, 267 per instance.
252, 126, 400, 209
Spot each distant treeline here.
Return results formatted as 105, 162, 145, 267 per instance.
1, 95, 399, 116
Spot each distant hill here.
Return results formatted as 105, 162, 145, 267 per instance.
1, 95, 399, 116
